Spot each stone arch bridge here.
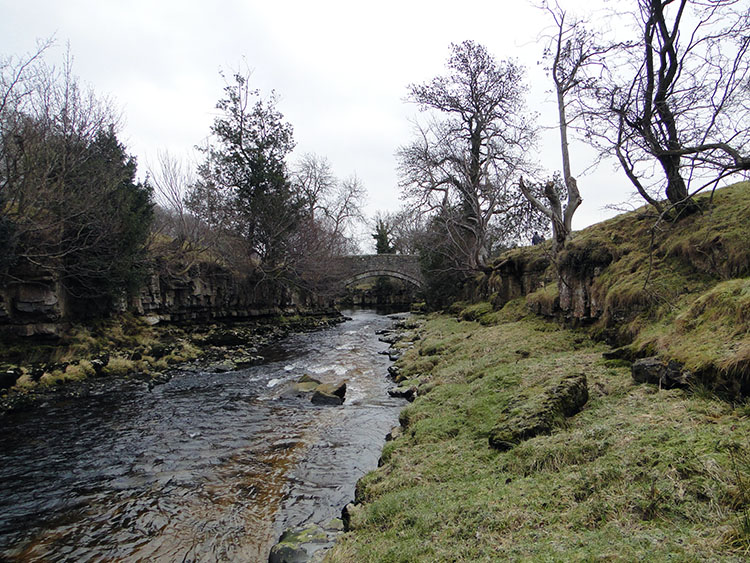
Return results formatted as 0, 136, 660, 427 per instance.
332, 254, 424, 289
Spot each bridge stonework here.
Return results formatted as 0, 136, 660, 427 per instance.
333, 254, 424, 289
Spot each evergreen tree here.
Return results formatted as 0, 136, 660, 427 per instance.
372, 218, 394, 254
188, 72, 301, 269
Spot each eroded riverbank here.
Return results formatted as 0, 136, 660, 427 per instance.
0, 309, 405, 561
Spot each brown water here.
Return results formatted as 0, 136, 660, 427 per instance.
0, 309, 404, 562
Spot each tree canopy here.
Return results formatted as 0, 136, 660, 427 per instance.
0, 46, 152, 308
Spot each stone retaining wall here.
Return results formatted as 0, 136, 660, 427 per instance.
0, 262, 327, 337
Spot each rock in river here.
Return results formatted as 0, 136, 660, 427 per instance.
294, 374, 322, 392
311, 382, 347, 406
268, 520, 345, 563
294, 376, 347, 406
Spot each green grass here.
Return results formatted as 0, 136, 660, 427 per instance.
327, 307, 750, 561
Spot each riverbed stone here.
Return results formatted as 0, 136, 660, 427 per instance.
311, 389, 344, 405
268, 524, 328, 563
342, 502, 366, 531
90, 358, 106, 376
326, 518, 344, 532
378, 334, 399, 344
386, 425, 403, 441
388, 386, 416, 402
0, 369, 20, 390
211, 360, 236, 373
316, 381, 346, 399
294, 374, 322, 392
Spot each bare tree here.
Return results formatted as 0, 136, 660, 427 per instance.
147, 150, 224, 276
149, 150, 196, 241
398, 40, 535, 272
586, 0, 750, 214
519, 2, 613, 251
323, 174, 365, 246
388, 207, 426, 255
290, 153, 365, 252
286, 155, 365, 294
291, 152, 336, 222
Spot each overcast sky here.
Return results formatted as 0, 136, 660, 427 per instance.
2, 0, 637, 238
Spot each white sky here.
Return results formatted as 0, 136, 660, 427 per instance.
1, 0, 637, 237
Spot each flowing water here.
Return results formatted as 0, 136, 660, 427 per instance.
0, 309, 404, 562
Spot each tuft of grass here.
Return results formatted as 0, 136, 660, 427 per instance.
63, 360, 96, 381
629, 278, 750, 391
102, 357, 135, 377
458, 301, 494, 323
724, 443, 750, 556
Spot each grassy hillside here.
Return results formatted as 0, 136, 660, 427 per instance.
327, 183, 750, 561
525, 182, 750, 393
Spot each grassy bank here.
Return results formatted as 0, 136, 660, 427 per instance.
529, 182, 750, 391
328, 304, 750, 561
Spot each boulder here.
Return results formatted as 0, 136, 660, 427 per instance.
489, 373, 588, 451
211, 360, 236, 373
90, 359, 106, 377
268, 524, 328, 563
29, 364, 46, 381
311, 388, 344, 406
268, 519, 345, 563
631, 356, 691, 389
378, 334, 399, 344
316, 381, 346, 399
294, 374, 322, 392
0, 368, 20, 390
386, 425, 403, 441
388, 386, 416, 402
342, 503, 366, 531
546, 372, 589, 417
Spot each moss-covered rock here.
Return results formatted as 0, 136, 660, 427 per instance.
268, 524, 328, 563
294, 374, 322, 392
489, 373, 588, 450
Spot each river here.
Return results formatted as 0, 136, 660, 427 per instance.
0, 309, 404, 562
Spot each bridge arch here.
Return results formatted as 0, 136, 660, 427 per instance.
332, 254, 424, 290
342, 269, 423, 288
